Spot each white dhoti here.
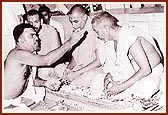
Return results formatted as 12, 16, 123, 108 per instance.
126, 63, 163, 99
21, 67, 45, 103
97, 24, 164, 99
3, 98, 31, 112
3, 69, 45, 112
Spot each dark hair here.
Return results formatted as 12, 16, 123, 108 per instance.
23, 9, 43, 21
91, 11, 119, 28
13, 23, 34, 44
38, 5, 51, 13
67, 4, 89, 16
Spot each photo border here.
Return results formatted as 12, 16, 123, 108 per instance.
1, 0, 167, 114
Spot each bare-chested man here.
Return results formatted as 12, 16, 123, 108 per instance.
4, 23, 84, 102
90, 11, 163, 99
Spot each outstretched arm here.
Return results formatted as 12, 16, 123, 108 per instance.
34, 76, 61, 91
17, 29, 85, 67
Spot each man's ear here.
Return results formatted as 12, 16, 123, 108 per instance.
84, 14, 88, 21
18, 35, 25, 44
49, 12, 52, 17
18, 37, 23, 44
104, 25, 110, 33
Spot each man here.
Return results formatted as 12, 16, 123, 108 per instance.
24, 9, 62, 80
90, 11, 163, 99
38, 5, 65, 43
61, 4, 102, 86
24, 9, 61, 55
4, 23, 84, 110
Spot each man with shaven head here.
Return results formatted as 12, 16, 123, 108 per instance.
91, 11, 163, 99
62, 4, 103, 86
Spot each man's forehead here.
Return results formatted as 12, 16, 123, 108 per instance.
24, 28, 36, 33
69, 12, 84, 19
41, 11, 48, 14
27, 14, 40, 20
93, 23, 103, 30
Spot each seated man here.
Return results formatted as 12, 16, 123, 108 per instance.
60, 4, 102, 86
63, 11, 164, 100
90, 11, 164, 99
4, 23, 85, 111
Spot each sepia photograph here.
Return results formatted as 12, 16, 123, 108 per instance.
2, 2, 166, 112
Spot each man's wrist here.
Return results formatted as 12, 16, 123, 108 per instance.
42, 80, 47, 86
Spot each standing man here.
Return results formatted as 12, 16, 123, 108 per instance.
38, 5, 65, 43
24, 9, 61, 80
24, 9, 61, 55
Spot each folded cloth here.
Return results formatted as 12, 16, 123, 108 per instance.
3, 98, 31, 112
21, 67, 45, 103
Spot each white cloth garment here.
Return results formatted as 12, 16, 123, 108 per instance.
72, 18, 102, 69
21, 67, 45, 103
50, 19, 65, 44
98, 24, 163, 99
4, 98, 31, 112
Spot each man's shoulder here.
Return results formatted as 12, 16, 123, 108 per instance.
41, 24, 56, 32
5, 48, 24, 60
15, 49, 31, 56
42, 24, 55, 29
50, 19, 64, 31
50, 19, 63, 26
39, 24, 57, 36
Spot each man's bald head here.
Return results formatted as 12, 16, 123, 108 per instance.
68, 4, 89, 16
68, 4, 89, 31
91, 11, 119, 28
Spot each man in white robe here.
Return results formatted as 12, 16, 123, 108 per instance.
90, 11, 164, 99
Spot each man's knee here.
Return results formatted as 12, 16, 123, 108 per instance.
130, 76, 161, 99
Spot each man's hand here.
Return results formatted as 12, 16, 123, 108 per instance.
45, 77, 62, 91
62, 71, 80, 85
104, 73, 113, 91
63, 68, 72, 76
69, 29, 85, 46
104, 81, 123, 97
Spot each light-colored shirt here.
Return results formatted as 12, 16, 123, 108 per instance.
72, 18, 102, 69
50, 19, 65, 44
38, 24, 61, 55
